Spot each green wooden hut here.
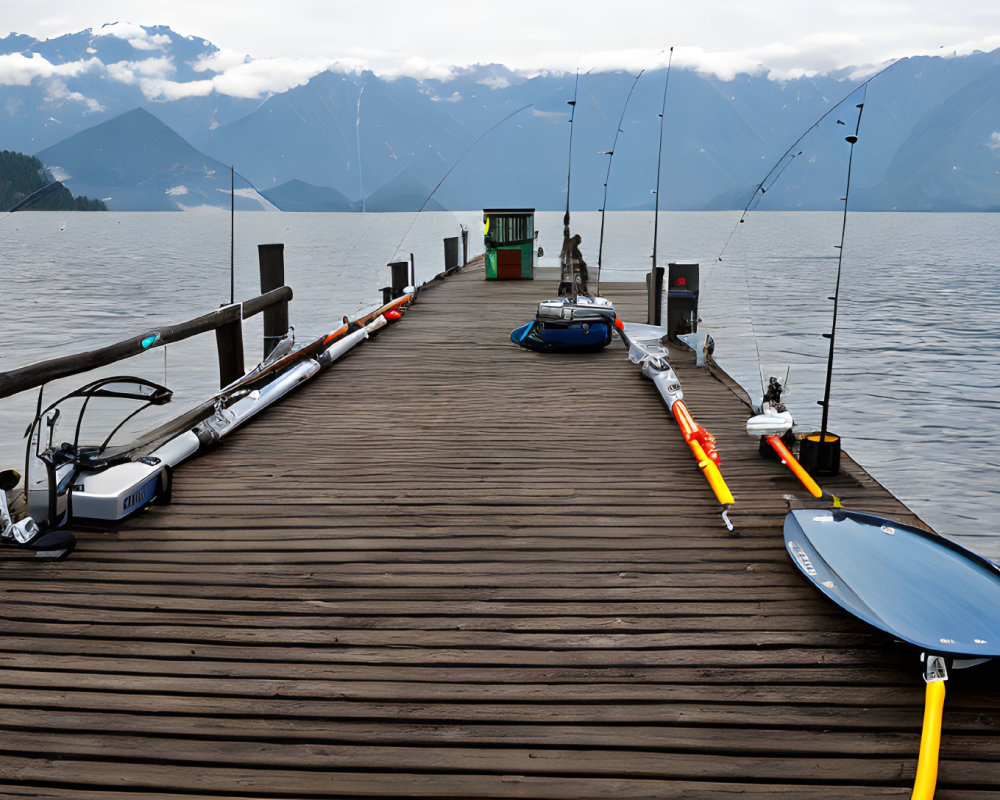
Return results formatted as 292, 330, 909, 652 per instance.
483, 208, 536, 280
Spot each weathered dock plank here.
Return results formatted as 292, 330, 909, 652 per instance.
1, 259, 998, 798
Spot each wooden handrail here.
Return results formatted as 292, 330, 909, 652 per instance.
0, 286, 293, 400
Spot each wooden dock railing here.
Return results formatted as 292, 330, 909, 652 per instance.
0, 245, 294, 400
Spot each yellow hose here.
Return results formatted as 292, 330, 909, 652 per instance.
911, 678, 946, 800
689, 438, 735, 506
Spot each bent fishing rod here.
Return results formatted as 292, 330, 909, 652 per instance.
716, 56, 900, 262
390, 102, 534, 263
595, 68, 645, 295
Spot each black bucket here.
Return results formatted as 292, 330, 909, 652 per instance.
799, 431, 841, 476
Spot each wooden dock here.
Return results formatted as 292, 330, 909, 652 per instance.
2, 260, 999, 798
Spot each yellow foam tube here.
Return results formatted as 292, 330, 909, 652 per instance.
911, 679, 946, 800
689, 438, 735, 506
766, 435, 823, 498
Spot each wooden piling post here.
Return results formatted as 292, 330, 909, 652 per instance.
647, 266, 665, 326
444, 237, 459, 273
215, 308, 245, 389
258, 243, 289, 359
388, 261, 409, 299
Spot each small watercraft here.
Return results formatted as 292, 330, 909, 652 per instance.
23, 376, 175, 530
785, 507, 1000, 798
510, 295, 617, 352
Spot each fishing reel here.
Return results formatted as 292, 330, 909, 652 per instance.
748, 372, 796, 460
761, 375, 787, 413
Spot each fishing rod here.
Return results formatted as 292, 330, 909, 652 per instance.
225, 167, 279, 307
230, 165, 235, 305
716, 56, 900, 262
704, 58, 896, 491
818, 95, 866, 445
742, 96, 868, 496
559, 68, 582, 297
595, 69, 645, 296
1, 180, 72, 220
389, 103, 534, 263
565, 69, 580, 222
356, 80, 367, 214
651, 46, 674, 273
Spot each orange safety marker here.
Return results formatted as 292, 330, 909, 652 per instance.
766, 435, 823, 499
688, 437, 735, 505
671, 399, 699, 440
671, 400, 733, 505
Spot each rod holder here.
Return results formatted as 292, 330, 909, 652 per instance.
667, 262, 699, 339
798, 431, 841, 476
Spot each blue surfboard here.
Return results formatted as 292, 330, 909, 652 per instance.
784, 508, 1000, 658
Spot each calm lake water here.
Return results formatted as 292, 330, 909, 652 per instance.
1, 210, 998, 555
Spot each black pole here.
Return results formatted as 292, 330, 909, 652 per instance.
230, 165, 235, 305
652, 47, 673, 273
819, 102, 865, 441
560, 70, 580, 296
564, 70, 579, 227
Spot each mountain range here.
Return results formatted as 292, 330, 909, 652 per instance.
2, 24, 999, 212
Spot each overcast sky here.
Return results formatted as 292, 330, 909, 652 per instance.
3, 0, 999, 82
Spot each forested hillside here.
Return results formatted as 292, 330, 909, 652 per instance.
0, 151, 106, 211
